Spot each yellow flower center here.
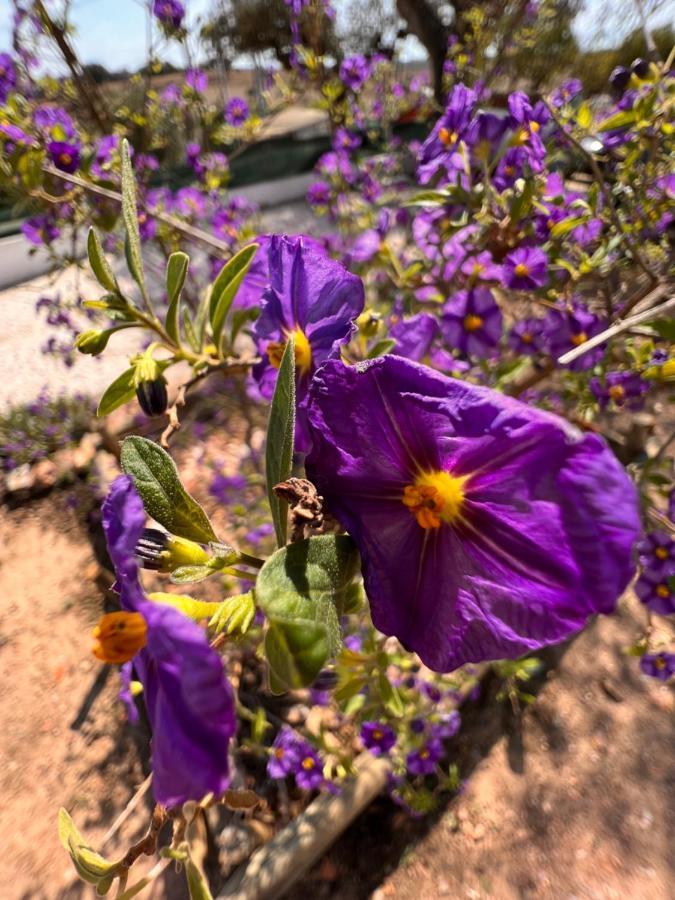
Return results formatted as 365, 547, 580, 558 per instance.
402, 470, 468, 530
274, 747, 285, 759
655, 657, 666, 669
463, 314, 483, 332
656, 584, 670, 599
301, 756, 316, 771
514, 263, 530, 277
531, 121, 541, 133
372, 728, 383, 741
267, 328, 312, 375
419, 748, 430, 760
521, 331, 533, 344
92, 611, 147, 664
438, 127, 459, 147
59, 152, 72, 166
655, 546, 669, 560
608, 385, 625, 402
571, 331, 588, 346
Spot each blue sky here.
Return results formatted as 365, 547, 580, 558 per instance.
0, 0, 672, 73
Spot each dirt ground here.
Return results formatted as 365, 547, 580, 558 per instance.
1, 489, 674, 900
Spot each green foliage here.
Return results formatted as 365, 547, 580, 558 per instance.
208, 242, 259, 348
120, 436, 218, 543
120, 139, 148, 300
165, 251, 190, 343
265, 335, 296, 547
255, 535, 361, 692
58, 808, 120, 888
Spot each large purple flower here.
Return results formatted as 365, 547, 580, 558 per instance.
440, 287, 502, 358
306, 356, 640, 672
252, 234, 364, 450
100, 476, 236, 808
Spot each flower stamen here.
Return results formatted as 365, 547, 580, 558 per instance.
92, 611, 147, 664
403, 470, 468, 529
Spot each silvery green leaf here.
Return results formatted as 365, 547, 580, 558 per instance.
121, 436, 218, 543
87, 228, 118, 293
165, 252, 189, 343
265, 335, 295, 547
120, 139, 147, 296
208, 243, 259, 347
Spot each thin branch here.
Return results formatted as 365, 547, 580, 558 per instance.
557, 292, 674, 366
42, 164, 235, 255
542, 98, 659, 287
120, 804, 167, 870
101, 774, 153, 849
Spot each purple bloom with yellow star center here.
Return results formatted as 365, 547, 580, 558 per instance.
440, 287, 503, 358
406, 739, 443, 775
99, 476, 236, 808
361, 721, 397, 755
503, 246, 548, 291
47, 139, 80, 174
640, 653, 675, 681
252, 234, 364, 451
306, 355, 640, 672
637, 531, 674, 578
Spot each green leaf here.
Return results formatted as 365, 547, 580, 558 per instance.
379, 672, 404, 716
208, 243, 259, 347
58, 809, 119, 886
97, 366, 136, 416
165, 252, 189, 343
87, 228, 118, 293
169, 565, 218, 584
209, 592, 256, 636
265, 336, 296, 547
183, 307, 200, 351
255, 535, 361, 692
120, 139, 147, 296
651, 318, 675, 342
120, 436, 218, 543
549, 215, 588, 238
596, 109, 637, 133
186, 860, 213, 900
367, 338, 396, 359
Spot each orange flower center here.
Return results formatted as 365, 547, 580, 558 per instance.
402, 470, 468, 530
463, 314, 483, 332
655, 657, 666, 669
655, 547, 669, 560
521, 331, 533, 344
59, 152, 72, 166
438, 127, 459, 147
514, 263, 530, 277
608, 385, 625, 402
571, 331, 588, 346
656, 584, 670, 599
92, 611, 147, 664
372, 728, 383, 741
419, 748, 430, 760
267, 328, 312, 375
530, 121, 541, 133
301, 756, 316, 771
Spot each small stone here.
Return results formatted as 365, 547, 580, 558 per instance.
437, 877, 451, 895
5, 463, 32, 493
32, 459, 58, 488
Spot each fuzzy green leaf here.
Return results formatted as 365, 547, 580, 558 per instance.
97, 366, 136, 416
87, 228, 118, 293
121, 436, 217, 543
265, 335, 295, 547
120, 139, 146, 295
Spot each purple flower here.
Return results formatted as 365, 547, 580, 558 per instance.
431, 710, 461, 739
153, 0, 185, 29
590, 371, 649, 410
508, 91, 549, 170
101, 477, 236, 808
640, 653, 675, 681
267, 727, 302, 778
460, 251, 502, 283
118, 661, 140, 725
0, 123, 33, 146
503, 247, 548, 291
307, 180, 332, 207
340, 55, 371, 91
0, 53, 17, 103
406, 739, 443, 775
390, 313, 439, 362
22, 214, 60, 246
251, 234, 364, 451
551, 78, 583, 108
508, 318, 545, 355
361, 721, 397, 755
634, 572, 674, 616
209, 473, 247, 504
294, 745, 326, 790
225, 96, 250, 126
440, 287, 503, 358
47, 140, 80, 174
305, 355, 640, 672
545, 302, 606, 370
186, 69, 207, 93
417, 84, 478, 184
333, 127, 361, 152
637, 531, 675, 578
